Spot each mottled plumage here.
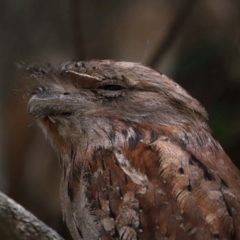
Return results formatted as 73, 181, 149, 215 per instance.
27, 60, 240, 240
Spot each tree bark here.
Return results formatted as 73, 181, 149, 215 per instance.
0, 191, 64, 240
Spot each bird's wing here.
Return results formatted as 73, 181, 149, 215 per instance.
118, 135, 240, 239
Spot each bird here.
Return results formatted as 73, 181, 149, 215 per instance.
27, 60, 240, 240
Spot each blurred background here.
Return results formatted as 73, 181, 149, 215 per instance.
1, 0, 240, 238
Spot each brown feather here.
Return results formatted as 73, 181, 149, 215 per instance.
27, 60, 240, 240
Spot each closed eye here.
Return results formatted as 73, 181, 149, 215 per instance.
97, 85, 125, 91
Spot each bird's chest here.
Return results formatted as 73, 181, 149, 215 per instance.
61, 146, 174, 240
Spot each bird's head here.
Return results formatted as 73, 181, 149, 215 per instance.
27, 60, 210, 154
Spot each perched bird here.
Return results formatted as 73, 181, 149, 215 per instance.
27, 60, 240, 240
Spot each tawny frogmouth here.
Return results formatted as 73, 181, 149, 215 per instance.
27, 60, 240, 240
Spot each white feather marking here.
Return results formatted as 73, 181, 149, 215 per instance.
65, 70, 101, 80
113, 150, 148, 186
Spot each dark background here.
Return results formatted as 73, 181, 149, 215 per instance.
1, 0, 240, 238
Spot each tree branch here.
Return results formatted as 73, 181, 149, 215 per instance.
0, 191, 64, 240
148, 0, 198, 68
69, 0, 86, 59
